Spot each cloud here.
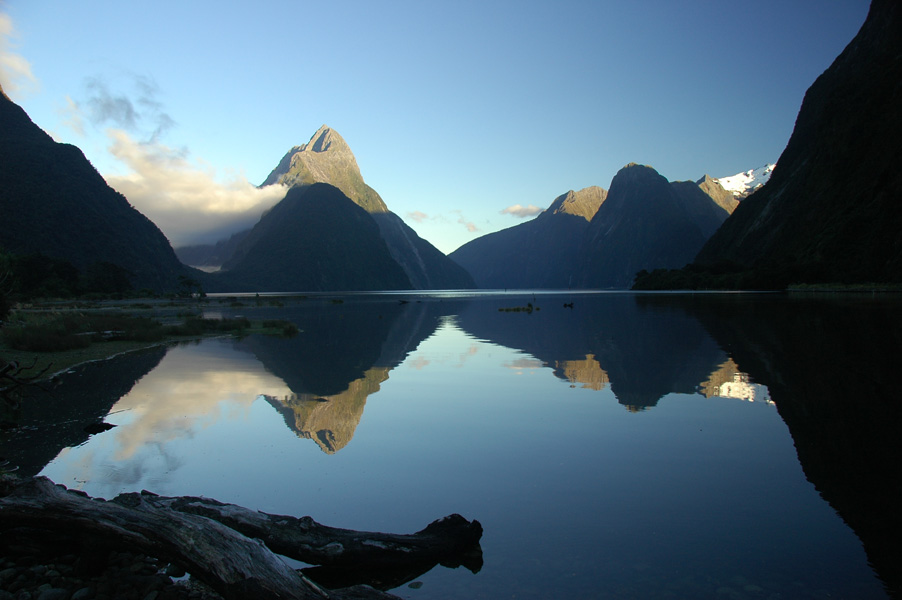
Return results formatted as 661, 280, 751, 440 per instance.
451, 210, 479, 233
82, 74, 174, 142
0, 12, 38, 97
407, 210, 428, 223
501, 204, 544, 218
104, 129, 287, 246
58, 95, 85, 136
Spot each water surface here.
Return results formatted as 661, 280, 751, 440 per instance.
5, 292, 898, 599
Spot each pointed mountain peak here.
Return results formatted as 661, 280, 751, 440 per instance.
302, 125, 348, 154
261, 125, 388, 213
547, 186, 608, 221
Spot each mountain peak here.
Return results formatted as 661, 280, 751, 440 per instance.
304, 125, 345, 154
714, 164, 776, 198
261, 125, 388, 213
547, 186, 608, 221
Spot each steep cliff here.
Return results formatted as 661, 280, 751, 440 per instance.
696, 0, 902, 284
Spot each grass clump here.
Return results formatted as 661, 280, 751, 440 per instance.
168, 317, 250, 336
261, 319, 299, 337
1, 313, 166, 351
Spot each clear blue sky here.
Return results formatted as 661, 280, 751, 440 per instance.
1, 0, 869, 253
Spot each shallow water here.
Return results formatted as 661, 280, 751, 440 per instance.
5, 292, 899, 599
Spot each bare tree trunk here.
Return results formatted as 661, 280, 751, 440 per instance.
0, 476, 482, 600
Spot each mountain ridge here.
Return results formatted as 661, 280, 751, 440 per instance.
694, 0, 902, 285
0, 85, 187, 292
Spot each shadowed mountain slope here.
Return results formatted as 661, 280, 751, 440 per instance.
0, 86, 185, 291
578, 164, 715, 288
219, 183, 412, 291
449, 187, 607, 289
696, 0, 902, 284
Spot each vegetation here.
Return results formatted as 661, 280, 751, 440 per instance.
631, 261, 808, 291
0, 307, 299, 384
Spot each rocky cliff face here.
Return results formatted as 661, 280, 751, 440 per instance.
449, 186, 606, 289
260, 126, 474, 290
262, 125, 389, 214
696, 0, 902, 283
0, 86, 186, 291
547, 186, 608, 221
696, 174, 740, 213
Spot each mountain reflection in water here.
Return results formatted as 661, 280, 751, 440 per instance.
4, 292, 898, 599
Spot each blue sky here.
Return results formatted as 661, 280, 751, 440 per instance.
1, 0, 869, 253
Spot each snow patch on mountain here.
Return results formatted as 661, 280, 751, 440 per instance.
715, 164, 776, 198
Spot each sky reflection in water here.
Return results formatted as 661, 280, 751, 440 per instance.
36, 294, 891, 599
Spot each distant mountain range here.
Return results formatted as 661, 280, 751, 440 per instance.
451, 164, 737, 289
4, 0, 896, 296
449, 186, 607, 289
0, 85, 187, 292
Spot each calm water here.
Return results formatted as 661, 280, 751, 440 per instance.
4, 292, 900, 599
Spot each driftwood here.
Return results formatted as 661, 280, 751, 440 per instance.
0, 476, 483, 600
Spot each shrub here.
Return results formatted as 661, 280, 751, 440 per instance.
2, 323, 91, 352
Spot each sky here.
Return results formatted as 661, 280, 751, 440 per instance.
1, 0, 870, 254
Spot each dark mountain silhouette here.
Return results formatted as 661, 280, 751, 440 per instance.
695, 0, 902, 285
215, 183, 412, 291
258, 125, 475, 290
174, 229, 250, 269
449, 187, 607, 289
0, 86, 185, 291
579, 163, 728, 288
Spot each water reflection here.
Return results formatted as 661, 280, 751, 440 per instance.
2, 292, 898, 598
262, 366, 390, 453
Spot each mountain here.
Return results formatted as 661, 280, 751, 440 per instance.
449, 186, 607, 288
218, 183, 412, 291
261, 126, 475, 289
174, 229, 249, 270
578, 163, 732, 288
262, 126, 388, 214
713, 164, 776, 199
695, 0, 902, 285
0, 86, 185, 291
696, 174, 740, 212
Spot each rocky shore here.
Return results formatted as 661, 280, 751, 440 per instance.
0, 550, 223, 600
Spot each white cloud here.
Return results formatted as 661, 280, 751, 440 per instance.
407, 210, 428, 223
0, 12, 38, 98
501, 204, 543, 218
104, 129, 287, 246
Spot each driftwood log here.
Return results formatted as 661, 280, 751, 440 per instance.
0, 476, 483, 600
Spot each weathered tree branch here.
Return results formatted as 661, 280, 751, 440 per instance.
134, 491, 483, 569
0, 476, 482, 600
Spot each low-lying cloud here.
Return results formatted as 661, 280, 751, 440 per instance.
105, 129, 286, 246
501, 204, 543, 218
57, 74, 286, 246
